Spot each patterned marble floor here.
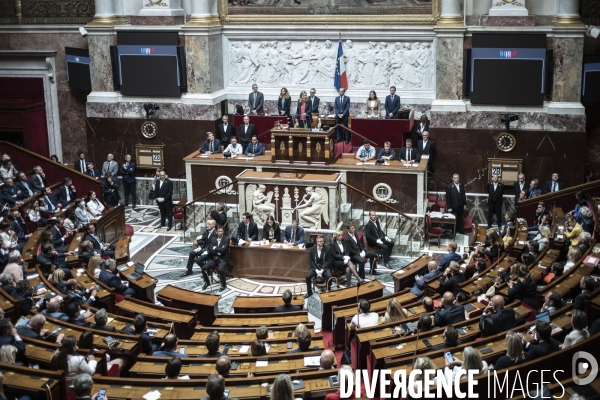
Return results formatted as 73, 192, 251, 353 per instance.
125, 206, 472, 330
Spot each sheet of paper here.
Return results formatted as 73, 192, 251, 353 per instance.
238, 239, 246, 246
304, 356, 320, 367
256, 359, 268, 367
271, 244, 281, 249
239, 345, 250, 353
200, 154, 209, 158
250, 241, 260, 247
143, 390, 161, 400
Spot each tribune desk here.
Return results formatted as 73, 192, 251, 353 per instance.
232, 114, 288, 145
230, 242, 310, 281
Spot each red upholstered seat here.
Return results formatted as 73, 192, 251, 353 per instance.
427, 194, 437, 203
463, 217, 474, 234
436, 200, 447, 210
125, 224, 134, 236
427, 215, 443, 246
115, 294, 125, 303
429, 226, 443, 234
543, 272, 555, 285
25, 221, 38, 233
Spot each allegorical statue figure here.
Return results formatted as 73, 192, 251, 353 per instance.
295, 187, 329, 229
246, 184, 275, 225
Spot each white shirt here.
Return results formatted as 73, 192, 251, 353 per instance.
337, 242, 344, 252
422, 140, 427, 150
225, 143, 243, 155
455, 184, 460, 193
65, 186, 71, 202
350, 312, 379, 329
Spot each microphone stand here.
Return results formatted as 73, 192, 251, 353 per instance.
412, 327, 421, 366
356, 281, 361, 329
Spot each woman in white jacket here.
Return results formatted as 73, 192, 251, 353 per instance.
86, 190, 105, 217
50, 335, 97, 390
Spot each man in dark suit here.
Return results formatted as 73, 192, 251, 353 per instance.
487, 174, 504, 228
85, 162, 101, 179
41, 297, 69, 321
384, 86, 401, 119
72, 373, 97, 400
16, 314, 48, 340
437, 262, 466, 296
31, 166, 47, 192
202, 226, 232, 292
431, 326, 463, 351
524, 320, 559, 361
304, 235, 331, 299
200, 132, 222, 155
154, 168, 174, 230
9, 210, 30, 250
123, 313, 156, 354
433, 292, 466, 327
244, 136, 264, 157
74, 151, 90, 173
198, 331, 222, 358
344, 224, 378, 279
54, 177, 77, 206
334, 88, 350, 144
513, 173, 527, 206
1, 178, 23, 207
99, 259, 136, 297
446, 173, 467, 235
543, 172, 565, 194
38, 243, 71, 276
217, 115, 236, 152
238, 115, 257, 151
274, 289, 302, 312
417, 131, 436, 172
65, 279, 97, 306
88, 308, 117, 332
119, 154, 137, 208
248, 84, 264, 115
478, 295, 516, 333
573, 276, 595, 310
15, 172, 34, 199
65, 303, 91, 327
399, 138, 421, 163
0, 319, 25, 362
154, 333, 185, 357
365, 211, 394, 267
283, 220, 304, 245
236, 212, 258, 241
181, 219, 217, 277
84, 223, 115, 257
308, 88, 320, 114
40, 187, 61, 216
580, 208, 594, 234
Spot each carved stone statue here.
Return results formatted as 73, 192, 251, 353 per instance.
246, 184, 276, 225
295, 187, 329, 229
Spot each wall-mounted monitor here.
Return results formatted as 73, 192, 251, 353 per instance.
65, 47, 91, 92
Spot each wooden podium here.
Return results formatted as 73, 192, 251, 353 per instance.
269, 127, 336, 165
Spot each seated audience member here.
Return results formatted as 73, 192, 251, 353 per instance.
534, 226, 552, 252
84, 223, 115, 257
86, 162, 101, 179
563, 247, 581, 273
579, 206, 594, 234
422, 296, 435, 313
0, 160, 18, 181
344, 224, 378, 280
576, 232, 591, 254
564, 215, 583, 249
154, 334, 185, 357
503, 226, 515, 247
124, 313, 155, 354
563, 310, 590, 349
244, 136, 264, 157
463, 247, 489, 276
499, 212, 516, 238
320, 349, 335, 370
411, 357, 437, 393
431, 326, 463, 351
0, 319, 25, 361
251, 339, 267, 356
479, 295, 517, 334
38, 242, 73, 277
31, 165, 47, 192
283, 220, 304, 245
485, 229, 504, 260
99, 259, 136, 297
27, 199, 47, 226
543, 172, 565, 193
6, 212, 28, 252
16, 314, 48, 340
202, 374, 236, 400
588, 315, 600, 336
437, 261, 465, 296
202, 225, 233, 292
539, 291, 562, 313
355, 139, 376, 162
50, 335, 97, 389
0, 273, 16, 296
63, 208, 80, 233
528, 179, 542, 198
65, 279, 98, 306
89, 308, 117, 332
289, 329, 318, 353
165, 356, 190, 379
14, 172, 34, 199
223, 137, 243, 156
546, 263, 564, 284
274, 289, 302, 312
14, 280, 38, 315
399, 138, 421, 163
40, 187, 62, 216
524, 320, 559, 361
200, 132, 222, 155
199, 331, 222, 358
262, 215, 281, 243
410, 261, 439, 298
434, 292, 466, 327
0, 346, 16, 366
416, 313, 433, 333
507, 263, 537, 309
304, 235, 332, 298
270, 374, 295, 400
3, 250, 25, 283
382, 298, 407, 324
1, 178, 24, 208
80, 240, 98, 265
49, 269, 67, 293
237, 212, 258, 242
42, 297, 69, 321
101, 173, 120, 206
77, 331, 126, 374
75, 198, 93, 226
378, 141, 395, 161
436, 242, 461, 274
573, 276, 595, 310
444, 346, 488, 381
216, 355, 231, 377
0, 222, 17, 252
73, 374, 101, 400
54, 177, 77, 206
350, 299, 379, 329
330, 229, 363, 285
86, 191, 105, 217
255, 325, 269, 340
65, 302, 91, 326
490, 332, 525, 370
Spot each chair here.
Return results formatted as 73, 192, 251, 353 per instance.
172, 207, 183, 229
209, 263, 233, 292
436, 200, 447, 211
427, 194, 437, 204
326, 269, 346, 292
426, 215, 443, 247
25, 221, 38, 233
125, 224, 134, 236
463, 217, 474, 234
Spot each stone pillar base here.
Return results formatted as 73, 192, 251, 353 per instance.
87, 16, 126, 26
481, 15, 535, 26
130, 15, 185, 25
186, 15, 221, 26
553, 16, 585, 28
436, 16, 463, 27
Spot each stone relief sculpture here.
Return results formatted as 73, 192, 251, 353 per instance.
246, 184, 275, 225
228, 39, 434, 89
294, 187, 329, 229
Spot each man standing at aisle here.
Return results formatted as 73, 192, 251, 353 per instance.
119, 154, 137, 209
446, 173, 467, 235
155, 168, 174, 231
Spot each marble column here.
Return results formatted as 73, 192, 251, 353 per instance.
554, 0, 584, 27
87, 29, 116, 92
437, 0, 463, 27
552, 35, 584, 103
89, 0, 120, 25
187, 0, 220, 26
182, 26, 224, 95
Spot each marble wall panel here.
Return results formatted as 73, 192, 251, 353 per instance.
435, 36, 464, 101
552, 37, 584, 103
185, 35, 211, 94
87, 102, 222, 121
88, 34, 116, 93
431, 111, 586, 132
86, 117, 217, 178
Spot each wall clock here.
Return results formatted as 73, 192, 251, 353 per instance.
141, 121, 158, 139
496, 132, 516, 152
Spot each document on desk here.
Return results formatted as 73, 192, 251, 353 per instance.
429, 212, 443, 218
238, 239, 246, 246
239, 345, 250, 353
442, 213, 456, 219
271, 243, 281, 249
200, 154, 210, 158
143, 390, 161, 400
304, 356, 320, 367
172, 201, 179, 205
256, 359, 269, 367
250, 241, 260, 247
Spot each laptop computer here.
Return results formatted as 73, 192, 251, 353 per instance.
535, 310, 559, 330
125, 263, 146, 281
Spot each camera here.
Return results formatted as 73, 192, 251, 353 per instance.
143, 103, 159, 118
501, 114, 518, 129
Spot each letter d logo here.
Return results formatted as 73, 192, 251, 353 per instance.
572, 351, 598, 385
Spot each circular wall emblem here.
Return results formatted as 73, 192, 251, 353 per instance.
372, 183, 393, 202
215, 176, 233, 193
141, 121, 157, 139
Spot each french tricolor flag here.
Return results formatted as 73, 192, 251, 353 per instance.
141, 48, 155, 55
500, 50, 517, 58
334, 39, 348, 91
74, 57, 80, 62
